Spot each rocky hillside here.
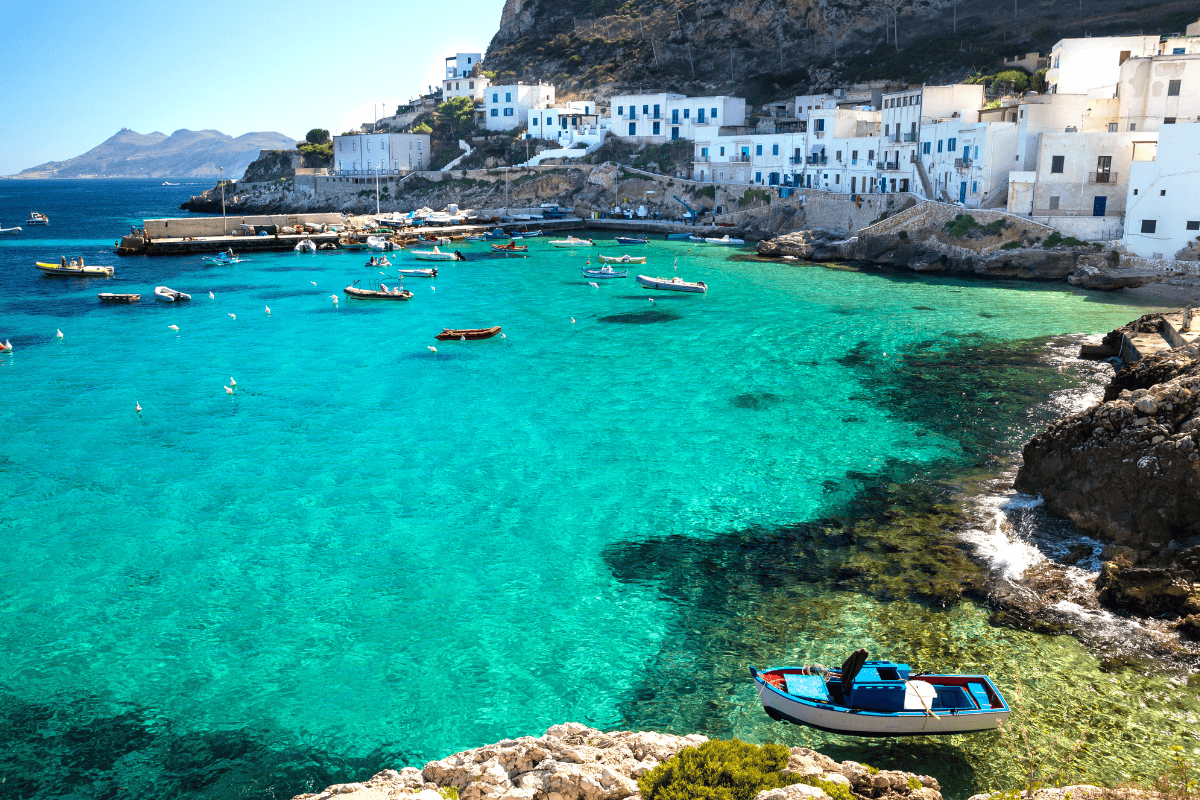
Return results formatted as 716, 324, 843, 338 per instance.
485, 0, 1200, 104
14, 128, 297, 179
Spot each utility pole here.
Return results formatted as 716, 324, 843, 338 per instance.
220, 166, 226, 235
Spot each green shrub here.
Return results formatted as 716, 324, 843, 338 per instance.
908, 777, 923, 791
944, 213, 980, 237
1001, 240, 1023, 250
697, 185, 716, 199
638, 739, 801, 800
898, 229, 908, 239
1042, 231, 1063, 248
1061, 236, 1089, 247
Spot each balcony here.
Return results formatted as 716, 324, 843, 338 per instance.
954, 157, 973, 169
903, 132, 917, 142
806, 156, 828, 165
877, 162, 901, 171
812, 130, 825, 139
694, 156, 711, 163
1089, 171, 1119, 184
730, 153, 751, 163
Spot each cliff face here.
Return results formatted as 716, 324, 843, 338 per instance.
485, 0, 1200, 103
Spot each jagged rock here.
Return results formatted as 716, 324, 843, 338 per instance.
1095, 561, 1200, 616
754, 784, 831, 800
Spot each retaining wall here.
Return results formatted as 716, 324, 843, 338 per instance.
144, 213, 344, 240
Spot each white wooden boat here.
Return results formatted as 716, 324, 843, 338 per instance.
0, 226, 22, 235
98, 293, 140, 303
549, 236, 594, 247
416, 236, 452, 246
750, 650, 1009, 737
294, 238, 317, 253
582, 266, 627, 279
344, 283, 413, 301
705, 234, 745, 245
412, 246, 462, 262
615, 236, 648, 245
688, 234, 707, 242
636, 274, 706, 293
36, 261, 114, 277
26, 211, 49, 225
598, 254, 646, 264
154, 286, 192, 302
397, 268, 438, 277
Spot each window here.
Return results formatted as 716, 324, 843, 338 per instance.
1109, 122, 1118, 132
948, 137, 957, 150
503, 108, 513, 116
1168, 80, 1181, 96
1161, 189, 1167, 196
923, 142, 930, 154
835, 174, 840, 184
1188, 221, 1200, 231
652, 121, 660, 135
654, 104, 661, 119
1165, 117, 1177, 124
1049, 196, 1060, 210
617, 106, 623, 115
868, 149, 875, 160
1141, 219, 1157, 234
972, 181, 978, 193
884, 124, 890, 136
836, 150, 842, 161
492, 93, 498, 102
505, 92, 511, 102
532, 118, 540, 126
852, 150, 859, 160
938, 140, 943, 153
628, 122, 636, 135
814, 118, 824, 131
974, 146, 979, 159
1051, 155, 1065, 173
1174, 47, 1186, 54
642, 105, 649, 115
755, 172, 762, 183
711, 107, 718, 118
469, 81, 474, 89
719, 147, 725, 156
683, 109, 690, 119
772, 144, 779, 155
1119, 50, 1131, 65
756, 145, 762, 155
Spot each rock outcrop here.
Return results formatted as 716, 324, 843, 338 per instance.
1014, 343, 1200, 556
291, 722, 943, 800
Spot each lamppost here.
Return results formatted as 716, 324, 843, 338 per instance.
220, 166, 227, 235
504, 166, 510, 211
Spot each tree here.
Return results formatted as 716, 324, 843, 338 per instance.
305, 128, 331, 145
437, 96, 477, 138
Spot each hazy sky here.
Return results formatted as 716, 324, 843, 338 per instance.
0, 0, 507, 175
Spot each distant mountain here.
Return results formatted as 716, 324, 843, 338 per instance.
13, 128, 298, 179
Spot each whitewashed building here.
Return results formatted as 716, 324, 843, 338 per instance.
527, 102, 603, 145
444, 53, 480, 79
483, 83, 555, 130
332, 133, 430, 174
920, 119, 1018, 207
610, 93, 746, 142
1123, 123, 1200, 259
1046, 34, 1162, 95
1117, 53, 1200, 132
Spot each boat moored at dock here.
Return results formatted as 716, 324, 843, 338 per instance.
636, 274, 706, 293
344, 283, 413, 301
549, 236, 594, 247
750, 650, 1009, 737
583, 266, 627, 279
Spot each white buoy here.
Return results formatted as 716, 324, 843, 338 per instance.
500, 333, 506, 339
460, 335, 466, 341
228, 313, 236, 320
224, 385, 233, 394
265, 305, 271, 315
648, 298, 655, 304
431, 286, 436, 292
2, 339, 10, 351
428, 346, 437, 353
56, 329, 63, 339
168, 325, 179, 331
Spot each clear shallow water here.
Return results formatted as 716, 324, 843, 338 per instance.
0, 180, 1194, 800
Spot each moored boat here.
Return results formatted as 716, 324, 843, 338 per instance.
615, 236, 649, 245
461, 234, 487, 242
204, 254, 245, 265
418, 235, 452, 246
98, 293, 141, 303
36, 261, 114, 277
339, 237, 366, 250
665, 232, 692, 240
344, 283, 413, 301
598, 254, 646, 264
582, 266, 627, 279
435, 325, 502, 341
491, 241, 528, 253
294, 238, 317, 253
636, 274, 706, 293
397, 268, 438, 277
750, 649, 1009, 737
0, 226, 22, 235
26, 211, 49, 225
154, 286, 192, 302
366, 235, 393, 251
705, 234, 745, 245
549, 236, 594, 247
412, 246, 463, 261
687, 234, 707, 242
483, 228, 510, 240
511, 229, 545, 238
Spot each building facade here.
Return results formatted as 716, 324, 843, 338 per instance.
1123, 123, 1200, 258
483, 83, 555, 130
610, 93, 746, 142
332, 133, 431, 174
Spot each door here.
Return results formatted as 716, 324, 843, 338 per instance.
671, 127, 679, 141
1093, 195, 1107, 217
851, 176, 857, 193
959, 181, 967, 203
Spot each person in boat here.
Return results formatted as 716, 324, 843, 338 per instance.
368, 256, 377, 266
79, 256, 85, 266
226, 248, 234, 259
70, 258, 78, 267
60, 256, 67, 268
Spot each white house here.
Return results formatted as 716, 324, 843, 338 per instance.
610, 93, 746, 142
527, 102, 603, 145
483, 83, 555, 130
794, 93, 839, 120
444, 53, 480, 79
332, 133, 430, 174
443, 74, 489, 102
919, 119, 1018, 206
1046, 34, 1162, 95
1123, 123, 1200, 259
1117, 53, 1200, 132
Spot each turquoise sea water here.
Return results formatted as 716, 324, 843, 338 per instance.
1, 180, 1196, 800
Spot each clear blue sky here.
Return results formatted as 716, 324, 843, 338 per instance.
0, 0, 507, 175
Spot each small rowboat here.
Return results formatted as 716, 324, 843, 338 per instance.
154, 286, 191, 302
492, 242, 528, 253
413, 246, 463, 261
705, 234, 745, 245
750, 649, 1010, 737
344, 284, 413, 301
598, 254, 646, 264
26, 211, 49, 225
0, 226, 22, 235
461, 234, 487, 242
665, 232, 692, 240
98, 293, 140, 303
435, 325, 502, 341
615, 236, 648, 245
637, 274, 706, 293
583, 266, 627, 279
294, 238, 317, 253
204, 254, 245, 265
36, 261, 114, 277
397, 268, 438, 278
549, 236, 594, 247
511, 229, 544, 237
483, 228, 511, 240
339, 238, 366, 250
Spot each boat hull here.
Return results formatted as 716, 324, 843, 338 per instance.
615, 237, 648, 245
397, 269, 437, 277
583, 268, 627, 279
636, 274, 706, 293
154, 286, 191, 302
36, 262, 113, 277
549, 239, 594, 247
598, 255, 646, 264
750, 668, 1009, 737
98, 293, 140, 303
435, 326, 502, 341
0, 227, 22, 235
413, 250, 460, 261
344, 286, 413, 301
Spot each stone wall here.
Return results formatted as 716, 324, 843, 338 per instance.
143, 213, 344, 240
802, 191, 921, 236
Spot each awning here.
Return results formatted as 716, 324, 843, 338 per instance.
810, 144, 825, 153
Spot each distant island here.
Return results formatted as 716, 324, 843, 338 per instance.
11, 128, 298, 180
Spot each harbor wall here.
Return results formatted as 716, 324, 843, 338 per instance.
143, 214, 344, 240
801, 190, 922, 236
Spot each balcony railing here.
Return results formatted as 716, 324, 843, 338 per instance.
694, 156, 711, 163
954, 157, 973, 169
730, 154, 751, 163
806, 156, 828, 165
812, 130, 825, 139
1089, 171, 1119, 184
877, 162, 901, 171
903, 132, 918, 142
